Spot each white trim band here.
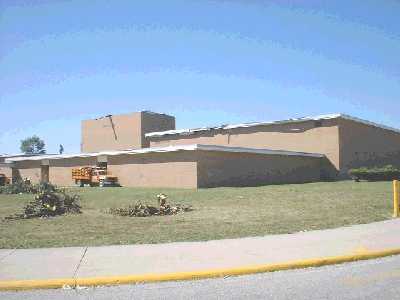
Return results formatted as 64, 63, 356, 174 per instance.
145, 113, 400, 138
6, 144, 324, 163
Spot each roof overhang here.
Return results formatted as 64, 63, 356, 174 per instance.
6, 144, 325, 163
145, 113, 400, 138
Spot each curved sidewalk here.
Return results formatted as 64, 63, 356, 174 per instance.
1, 219, 400, 290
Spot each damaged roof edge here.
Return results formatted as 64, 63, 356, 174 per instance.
5, 144, 324, 163
145, 113, 400, 138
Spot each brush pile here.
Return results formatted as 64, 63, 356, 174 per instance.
5, 183, 81, 220
108, 193, 192, 217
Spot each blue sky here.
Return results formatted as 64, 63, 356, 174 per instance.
1, 0, 399, 154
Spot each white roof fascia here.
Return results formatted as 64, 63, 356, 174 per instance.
5, 144, 324, 162
0, 153, 48, 158
337, 114, 400, 134
195, 144, 324, 158
222, 114, 342, 130
5, 145, 199, 162
145, 113, 400, 138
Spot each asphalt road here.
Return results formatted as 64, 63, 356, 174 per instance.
2, 255, 400, 300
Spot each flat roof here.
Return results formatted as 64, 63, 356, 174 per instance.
5, 144, 324, 163
86, 110, 175, 121
0, 153, 49, 158
145, 113, 400, 138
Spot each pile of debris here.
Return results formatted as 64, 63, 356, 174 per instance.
108, 193, 192, 217
5, 183, 82, 220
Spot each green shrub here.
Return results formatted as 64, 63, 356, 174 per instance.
0, 180, 37, 194
348, 165, 400, 182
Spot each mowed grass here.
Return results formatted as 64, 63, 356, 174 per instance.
0, 181, 394, 248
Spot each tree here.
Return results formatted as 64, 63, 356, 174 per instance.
20, 135, 46, 154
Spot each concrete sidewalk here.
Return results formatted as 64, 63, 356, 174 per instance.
1, 219, 400, 282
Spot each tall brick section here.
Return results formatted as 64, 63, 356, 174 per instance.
146, 114, 400, 177
81, 111, 175, 152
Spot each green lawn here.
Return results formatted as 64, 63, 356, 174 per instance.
0, 181, 394, 248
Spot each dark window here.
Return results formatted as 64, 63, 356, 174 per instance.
97, 162, 107, 168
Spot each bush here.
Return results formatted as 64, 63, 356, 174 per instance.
349, 165, 400, 182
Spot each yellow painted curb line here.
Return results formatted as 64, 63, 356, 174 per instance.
1, 248, 400, 291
